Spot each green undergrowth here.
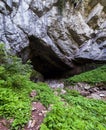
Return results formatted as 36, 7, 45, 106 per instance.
0, 43, 106, 130
0, 66, 58, 129
0, 63, 56, 129
41, 89, 106, 130
0, 43, 58, 129
67, 65, 106, 85
0, 75, 56, 129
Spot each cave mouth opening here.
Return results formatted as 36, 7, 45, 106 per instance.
28, 35, 72, 79
18, 35, 106, 79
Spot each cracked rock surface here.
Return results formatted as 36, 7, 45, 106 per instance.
0, 0, 106, 77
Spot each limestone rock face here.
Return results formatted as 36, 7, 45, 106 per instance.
0, 0, 106, 77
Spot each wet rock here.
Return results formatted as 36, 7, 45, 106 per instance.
67, 82, 106, 101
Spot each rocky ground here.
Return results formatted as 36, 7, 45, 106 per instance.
24, 102, 47, 130
46, 80, 106, 100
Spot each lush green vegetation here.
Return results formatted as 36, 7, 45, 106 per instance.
67, 65, 106, 84
0, 43, 57, 129
40, 64, 106, 129
41, 89, 106, 130
0, 43, 106, 130
0, 75, 56, 129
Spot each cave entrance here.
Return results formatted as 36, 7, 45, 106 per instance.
28, 35, 72, 78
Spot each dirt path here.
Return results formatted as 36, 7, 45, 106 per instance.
0, 119, 9, 130
24, 102, 47, 130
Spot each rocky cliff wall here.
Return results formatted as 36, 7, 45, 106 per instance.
0, 0, 106, 77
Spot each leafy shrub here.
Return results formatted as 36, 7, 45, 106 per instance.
0, 66, 7, 80
0, 77, 58, 129
0, 43, 33, 129
0, 81, 31, 129
0, 43, 58, 129
32, 82, 58, 108
0, 43, 7, 64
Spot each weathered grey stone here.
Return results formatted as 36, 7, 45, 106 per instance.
0, 0, 106, 77
75, 30, 106, 62
86, 3, 103, 24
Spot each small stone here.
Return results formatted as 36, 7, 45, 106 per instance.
99, 93, 105, 97
38, 113, 42, 116
84, 85, 91, 90
60, 89, 66, 94
36, 126, 40, 130
41, 110, 47, 114
77, 83, 83, 88
32, 107, 36, 111
28, 120, 32, 128
31, 120, 36, 128
42, 110, 47, 117
57, 83, 64, 88
32, 102, 37, 105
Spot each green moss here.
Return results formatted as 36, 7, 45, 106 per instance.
67, 65, 106, 84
